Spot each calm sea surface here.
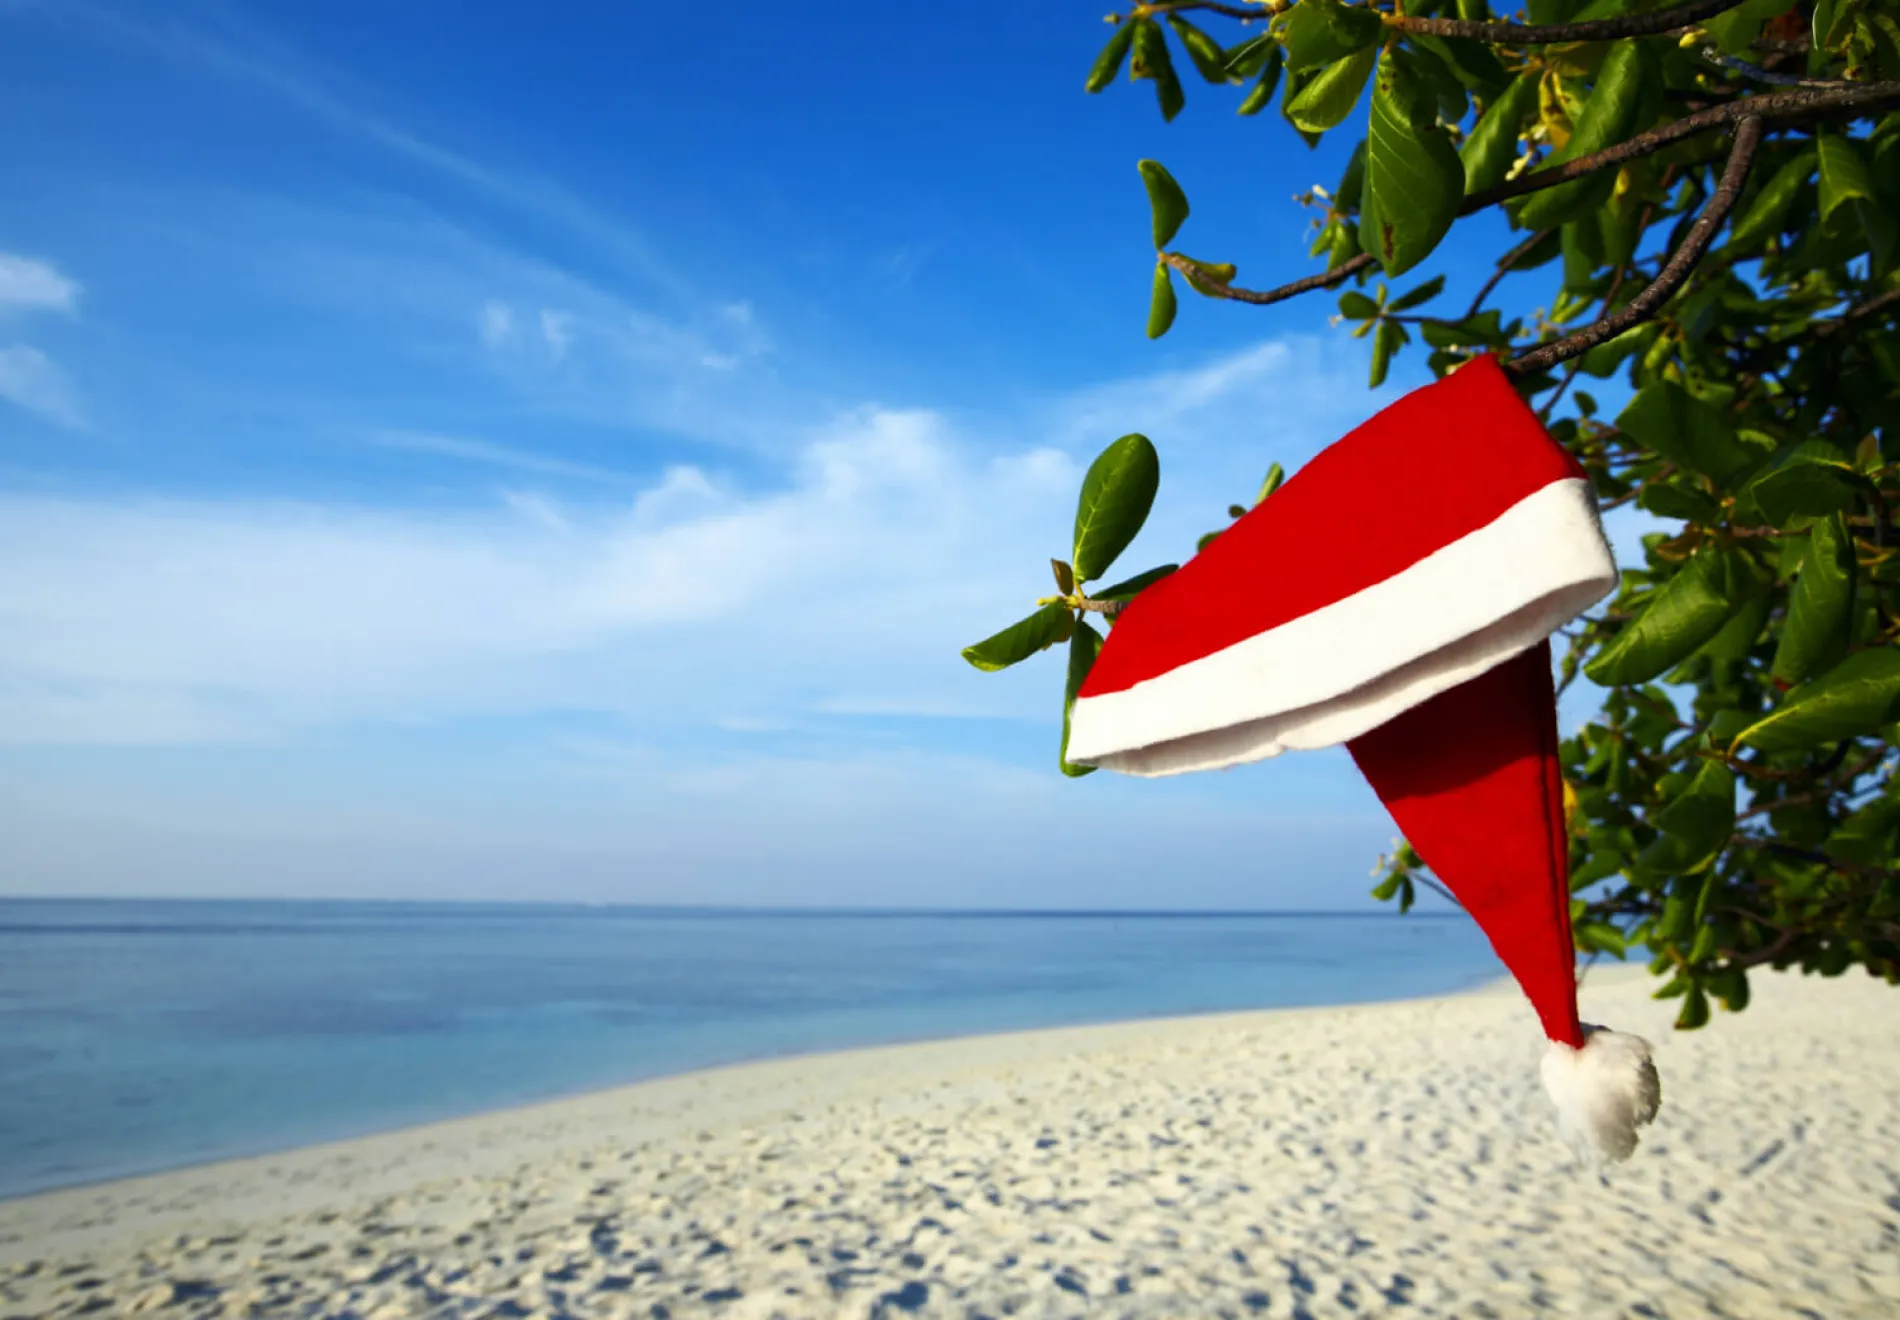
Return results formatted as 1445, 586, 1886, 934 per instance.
0, 901, 1501, 1199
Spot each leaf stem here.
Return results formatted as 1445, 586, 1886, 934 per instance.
1158, 249, 1375, 305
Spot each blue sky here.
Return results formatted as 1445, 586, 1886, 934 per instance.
0, 1, 1652, 907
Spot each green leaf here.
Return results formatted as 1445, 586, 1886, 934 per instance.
1059, 622, 1104, 777
1237, 46, 1285, 115
1735, 647, 1900, 754
1085, 22, 1138, 94
1286, 44, 1377, 133
1131, 18, 1186, 121
1585, 547, 1749, 686
1616, 380, 1756, 487
1138, 160, 1190, 248
1389, 274, 1445, 311
1578, 322, 1657, 378
1405, 31, 1468, 125
962, 603, 1075, 672
1051, 559, 1076, 597
1827, 794, 1900, 866
1697, 584, 1773, 665
1706, 0, 1799, 53
1635, 760, 1736, 877
1094, 564, 1179, 601
1176, 255, 1238, 296
1738, 441, 1860, 527
1358, 49, 1464, 277
1165, 14, 1231, 83
1817, 134, 1877, 235
1279, 0, 1385, 73
1369, 318, 1405, 387
1408, 32, 1509, 95
1725, 148, 1815, 257
1637, 480, 1721, 525
1515, 42, 1656, 231
1256, 462, 1286, 504
1147, 262, 1178, 339
1224, 32, 1280, 80
1772, 512, 1856, 686
1675, 985, 1711, 1030
1338, 290, 1379, 319
1420, 308, 1511, 349
1334, 139, 1368, 213
1073, 433, 1161, 583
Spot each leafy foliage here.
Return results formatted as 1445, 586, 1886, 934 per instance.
970, 0, 1900, 1024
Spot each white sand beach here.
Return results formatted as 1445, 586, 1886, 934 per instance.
2, 965, 1897, 1319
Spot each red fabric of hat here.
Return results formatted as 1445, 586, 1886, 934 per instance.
1066, 355, 1661, 1161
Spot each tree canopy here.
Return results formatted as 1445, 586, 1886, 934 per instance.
963, 0, 1900, 1029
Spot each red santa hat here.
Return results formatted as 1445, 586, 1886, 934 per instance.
1066, 354, 1662, 1161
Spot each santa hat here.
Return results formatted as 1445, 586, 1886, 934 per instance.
1066, 355, 1662, 1161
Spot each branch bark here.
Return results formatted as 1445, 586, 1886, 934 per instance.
1461, 81, 1900, 216
1391, 0, 1748, 43
1504, 116, 1765, 378
1170, 84, 1897, 315
1139, 0, 1755, 43
1158, 249, 1375, 305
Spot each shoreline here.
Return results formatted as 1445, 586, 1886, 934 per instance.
0, 965, 1514, 1211
0, 969, 1540, 1260
6, 961, 1897, 1318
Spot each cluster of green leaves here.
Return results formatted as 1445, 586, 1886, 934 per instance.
960, 433, 1170, 776
966, 0, 1900, 1027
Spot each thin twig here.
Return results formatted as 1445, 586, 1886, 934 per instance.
1125, 0, 1759, 43
1813, 285, 1900, 337
1390, 0, 1747, 43
1505, 117, 1765, 378
1159, 250, 1375, 306
1465, 228, 1555, 320
1461, 81, 1900, 216
1697, 49, 1857, 89
1172, 85, 1896, 315
1413, 872, 1465, 911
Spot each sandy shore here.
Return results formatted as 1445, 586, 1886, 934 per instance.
2, 965, 1897, 1319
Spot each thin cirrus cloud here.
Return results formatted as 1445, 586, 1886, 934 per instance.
14, 0, 691, 304
0, 344, 83, 429
0, 252, 83, 427
0, 253, 80, 313
369, 430, 643, 486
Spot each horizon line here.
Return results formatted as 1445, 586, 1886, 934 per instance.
0, 895, 1462, 918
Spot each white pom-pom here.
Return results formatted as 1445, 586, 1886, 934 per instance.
1539, 1024, 1662, 1162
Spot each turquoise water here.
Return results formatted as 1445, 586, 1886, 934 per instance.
0, 901, 1501, 1199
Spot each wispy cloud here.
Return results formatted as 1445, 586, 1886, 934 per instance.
9, 0, 691, 304
478, 300, 514, 348
539, 309, 574, 359
0, 253, 79, 313
370, 430, 640, 486
0, 344, 82, 427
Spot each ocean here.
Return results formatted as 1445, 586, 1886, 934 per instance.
0, 900, 1502, 1200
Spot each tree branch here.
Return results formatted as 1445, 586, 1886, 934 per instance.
1461, 81, 1900, 216
1391, 0, 1748, 43
1464, 228, 1554, 320
1158, 249, 1375, 305
1813, 285, 1900, 337
1504, 116, 1765, 378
